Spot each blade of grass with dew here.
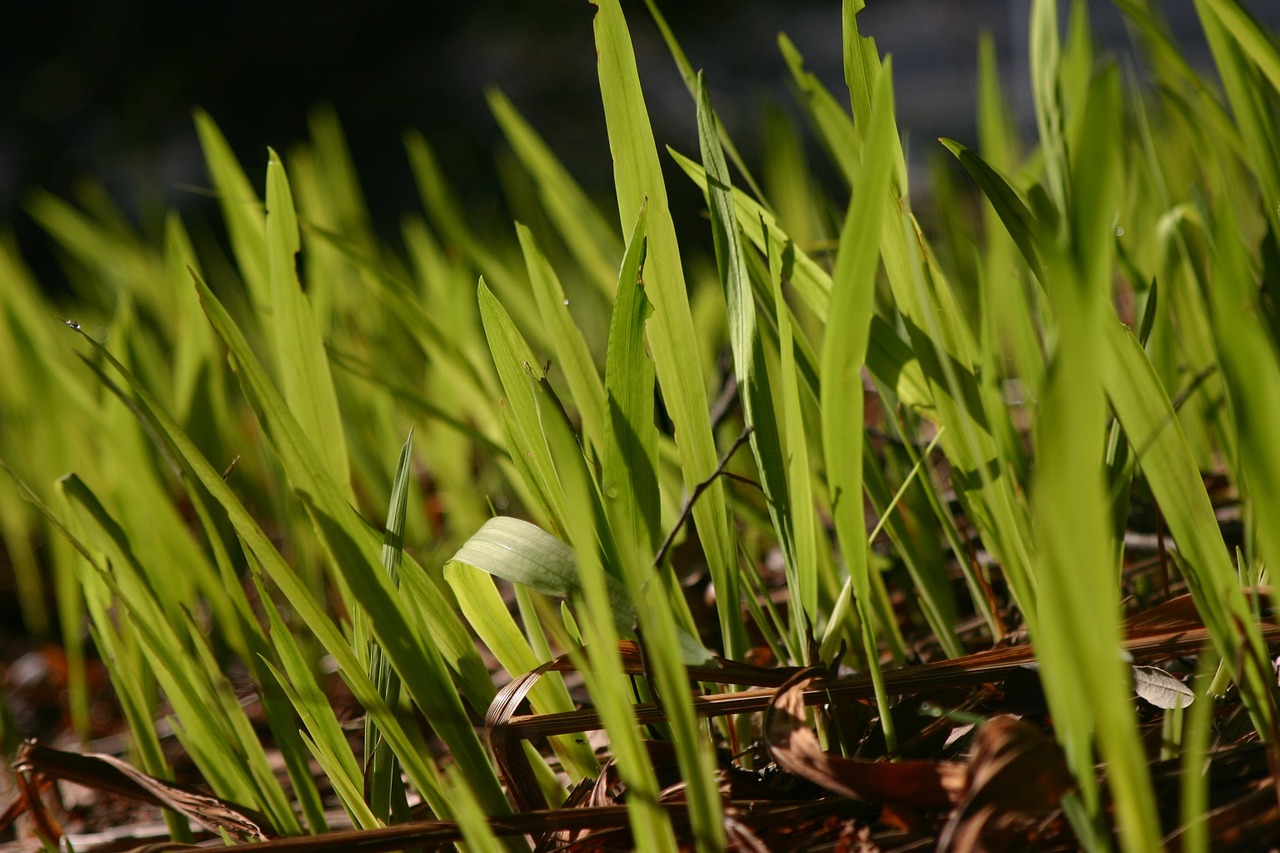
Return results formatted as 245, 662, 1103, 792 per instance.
361, 429, 414, 823
518, 224, 607, 455
489, 90, 622, 297
820, 64, 895, 744
591, 0, 742, 660
65, 327, 458, 819
1028, 66, 1160, 850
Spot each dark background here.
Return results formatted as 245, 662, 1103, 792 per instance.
4, 0, 1279, 284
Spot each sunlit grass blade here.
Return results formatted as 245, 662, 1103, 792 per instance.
1030, 0, 1069, 212
489, 90, 622, 297
820, 63, 895, 742
478, 278, 570, 532
601, 203, 662, 561
540, 383, 679, 853
592, 0, 742, 660
1028, 66, 1161, 850
518, 224, 607, 456
193, 110, 270, 307
765, 230, 821, 638
55, 473, 300, 834
641, 0, 768, 205
264, 149, 352, 498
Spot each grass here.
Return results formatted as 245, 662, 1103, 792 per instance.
3, 0, 1280, 849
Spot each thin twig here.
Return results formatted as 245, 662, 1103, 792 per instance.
654, 425, 754, 567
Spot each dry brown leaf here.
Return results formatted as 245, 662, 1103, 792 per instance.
8, 740, 274, 842
937, 715, 1073, 852
763, 669, 965, 812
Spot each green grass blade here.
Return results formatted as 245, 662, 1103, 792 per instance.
193, 110, 269, 307
518, 224, 607, 456
362, 429, 414, 823
820, 63, 895, 740
1030, 0, 1070, 211
478, 278, 569, 532
696, 74, 798, 641
601, 203, 661, 559
591, 0, 742, 659
1030, 67, 1161, 849
765, 234, 821, 639
489, 90, 622, 296
265, 148, 352, 498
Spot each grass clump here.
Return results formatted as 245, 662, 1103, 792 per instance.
3, 0, 1280, 850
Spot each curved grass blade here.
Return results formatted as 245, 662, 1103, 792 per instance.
449, 516, 633, 633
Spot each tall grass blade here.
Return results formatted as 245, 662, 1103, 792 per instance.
820, 64, 895, 743
591, 0, 743, 659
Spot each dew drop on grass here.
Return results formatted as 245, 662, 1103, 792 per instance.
562, 298, 569, 306
1115, 225, 1125, 237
